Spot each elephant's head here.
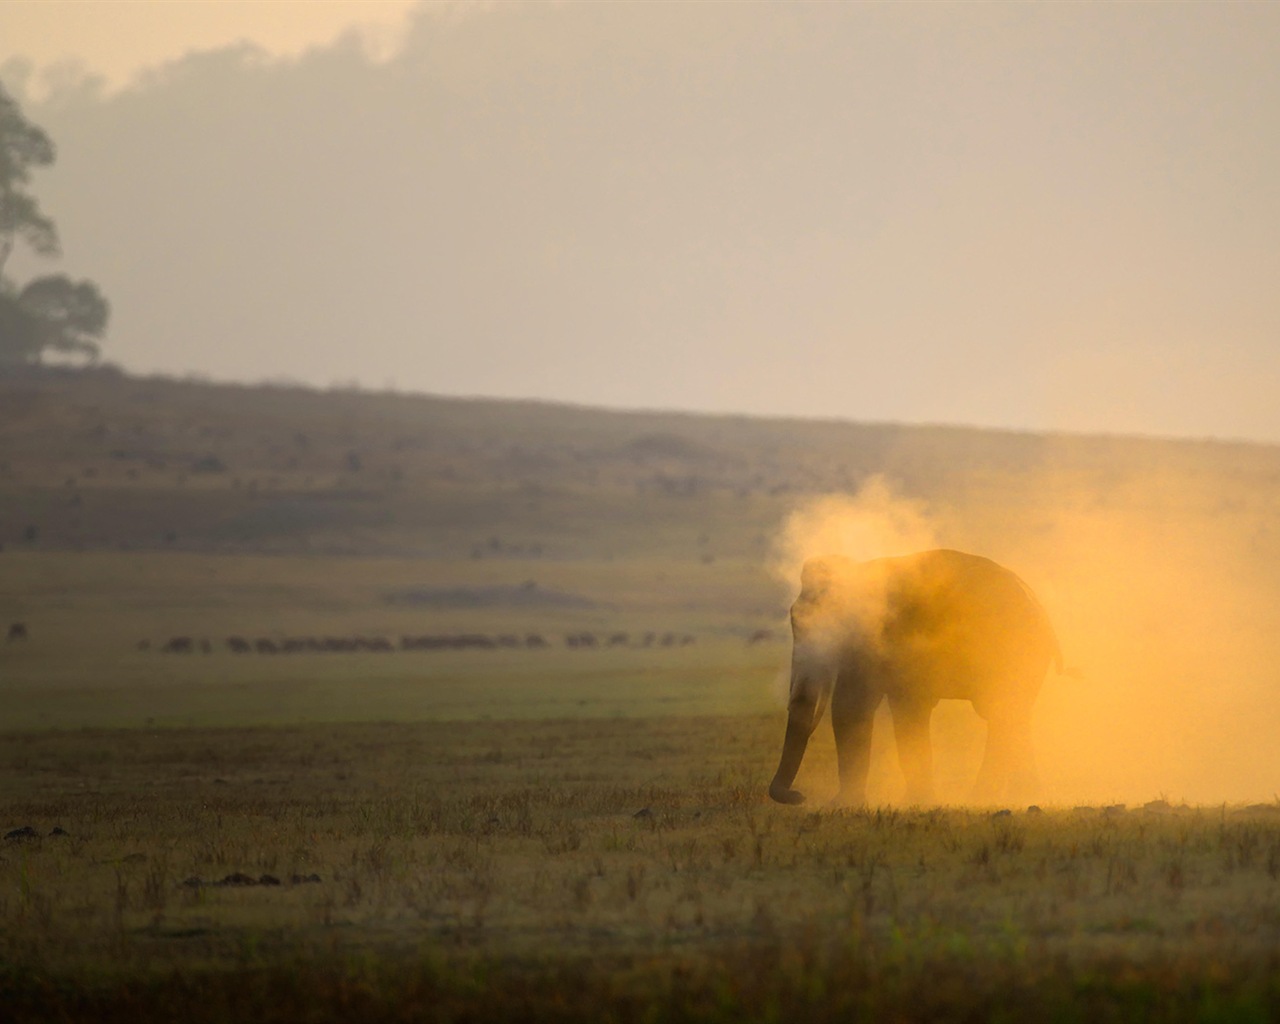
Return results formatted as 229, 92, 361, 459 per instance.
767, 556, 869, 805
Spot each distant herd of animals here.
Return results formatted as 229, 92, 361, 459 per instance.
139, 630, 706, 655
3, 621, 782, 653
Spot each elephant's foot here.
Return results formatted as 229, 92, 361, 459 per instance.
1004, 763, 1039, 806
901, 780, 936, 807
768, 781, 806, 805
969, 777, 1005, 807
826, 788, 868, 810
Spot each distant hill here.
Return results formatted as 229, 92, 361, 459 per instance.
6, 365, 1280, 802
2, 365, 1277, 565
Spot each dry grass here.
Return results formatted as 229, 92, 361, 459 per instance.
7, 372, 1280, 1017
4, 718, 1280, 1021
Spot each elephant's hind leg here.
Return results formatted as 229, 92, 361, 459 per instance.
830, 682, 879, 808
889, 695, 937, 805
973, 704, 1037, 805
1001, 715, 1038, 804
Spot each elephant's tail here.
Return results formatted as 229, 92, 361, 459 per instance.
1011, 570, 1064, 674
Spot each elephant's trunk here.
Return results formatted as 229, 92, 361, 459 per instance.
768, 714, 814, 804
768, 669, 830, 805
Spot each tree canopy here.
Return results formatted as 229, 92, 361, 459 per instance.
0, 82, 109, 366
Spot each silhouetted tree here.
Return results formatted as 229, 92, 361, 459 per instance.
0, 83, 109, 365
0, 83, 57, 275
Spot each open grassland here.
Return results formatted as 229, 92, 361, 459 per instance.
0, 548, 786, 731
5, 718, 1280, 1022
8, 370, 1280, 1017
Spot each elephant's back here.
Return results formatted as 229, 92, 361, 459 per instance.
881, 547, 1007, 582
882, 549, 1031, 605
878, 549, 1057, 674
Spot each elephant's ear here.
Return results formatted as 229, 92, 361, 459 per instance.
799, 558, 833, 597
801, 556, 853, 598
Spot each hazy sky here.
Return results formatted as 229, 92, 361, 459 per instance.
0, 1, 419, 89
2, 1, 1279, 442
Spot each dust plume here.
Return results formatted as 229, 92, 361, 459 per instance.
767, 461, 1280, 807
997, 460, 1280, 806
769, 476, 936, 593
766, 476, 938, 707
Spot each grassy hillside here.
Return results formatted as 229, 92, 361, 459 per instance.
5, 366, 1280, 802
4, 364, 1276, 562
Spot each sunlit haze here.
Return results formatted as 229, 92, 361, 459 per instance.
2, 1, 1278, 441
772, 474, 1280, 805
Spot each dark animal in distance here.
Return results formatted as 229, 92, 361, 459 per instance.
769, 550, 1060, 808
6, 622, 28, 642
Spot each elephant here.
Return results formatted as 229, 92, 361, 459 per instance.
768, 549, 1060, 807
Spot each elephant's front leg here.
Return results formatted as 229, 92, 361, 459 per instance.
973, 703, 1037, 805
768, 672, 831, 805
888, 695, 936, 805
830, 679, 880, 807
